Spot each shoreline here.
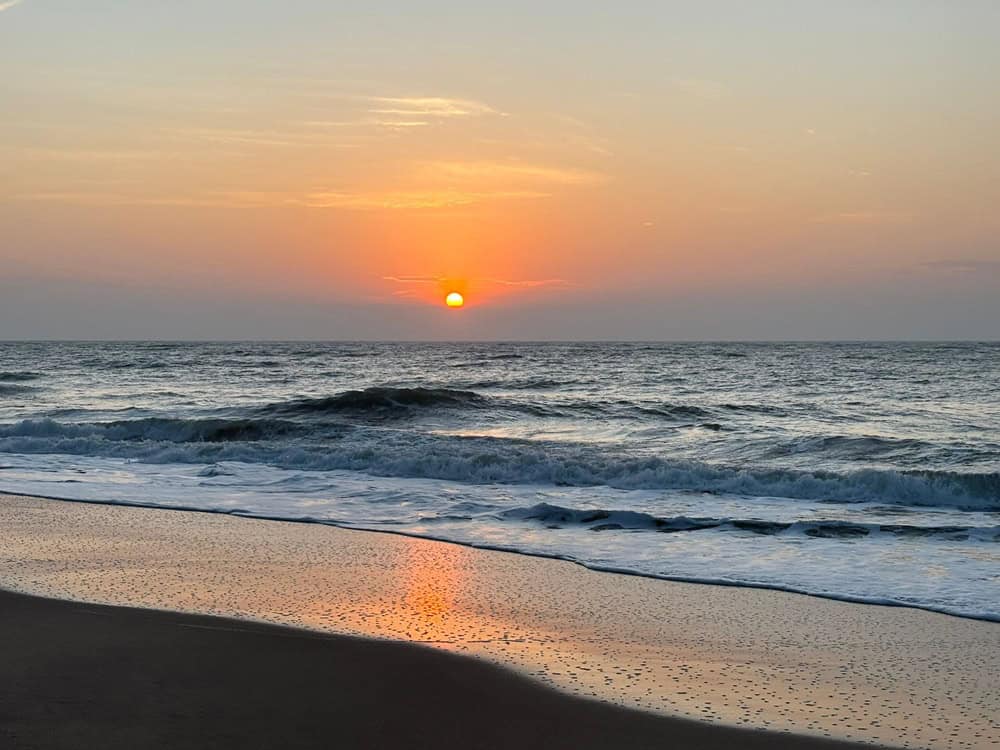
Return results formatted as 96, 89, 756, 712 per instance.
8, 488, 996, 625
3, 493, 998, 749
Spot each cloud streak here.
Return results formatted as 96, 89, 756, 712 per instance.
0, 0, 23, 12
367, 96, 500, 118
482, 278, 574, 288
918, 259, 1000, 275
355, 96, 502, 130
169, 127, 357, 148
384, 276, 573, 289
14, 188, 550, 210
425, 160, 605, 186
383, 276, 438, 284
294, 189, 550, 210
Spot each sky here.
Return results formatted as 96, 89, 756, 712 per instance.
2, 0, 999, 340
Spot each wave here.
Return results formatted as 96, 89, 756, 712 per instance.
0, 417, 304, 443
157, 385, 814, 429
497, 503, 999, 541
768, 434, 933, 459
0, 416, 998, 510
0, 384, 39, 397
259, 387, 733, 423
635, 403, 712, 419
718, 403, 789, 416
259, 387, 488, 417
0, 371, 42, 382
460, 377, 578, 391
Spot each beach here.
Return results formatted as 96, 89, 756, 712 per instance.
3, 493, 997, 749
2, 589, 867, 750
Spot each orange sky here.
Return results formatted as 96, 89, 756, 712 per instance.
2, 2, 999, 338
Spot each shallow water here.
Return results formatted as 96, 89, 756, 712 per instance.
0, 341, 997, 619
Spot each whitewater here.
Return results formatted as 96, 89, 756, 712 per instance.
1, 341, 997, 620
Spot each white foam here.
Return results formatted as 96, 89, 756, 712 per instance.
1, 452, 997, 621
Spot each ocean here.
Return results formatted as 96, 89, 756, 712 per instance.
0, 341, 997, 621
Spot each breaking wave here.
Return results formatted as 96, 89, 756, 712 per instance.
0, 416, 997, 510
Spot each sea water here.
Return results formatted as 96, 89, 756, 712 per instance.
0, 341, 997, 620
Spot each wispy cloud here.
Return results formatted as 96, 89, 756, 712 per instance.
301, 120, 366, 128
0, 0, 24, 12
918, 259, 1000, 275
169, 127, 356, 148
367, 119, 430, 131
294, 189, 549, 210
384, 275, 572, 288
284, 94, 502, 133
367, 96, 501, 118
482, 278, 573, 288
346, 96, 504, 130
425, 160, 605, 186
14, 191, 243, 208
18, 148, 174, 162
383, 276, 439, 284
14, 187, 552, 210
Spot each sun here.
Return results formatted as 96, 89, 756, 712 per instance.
445, 291, 465, 308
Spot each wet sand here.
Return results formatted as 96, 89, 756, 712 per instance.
1, 587, 870, 750
2, 494, 998, 749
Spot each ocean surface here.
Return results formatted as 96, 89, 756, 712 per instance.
0, 341, 998, 621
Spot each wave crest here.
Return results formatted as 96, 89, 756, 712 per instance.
0, 417, 997, 510
260, 387, 487, 417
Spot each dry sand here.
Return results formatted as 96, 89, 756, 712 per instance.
2, 494, 998, 749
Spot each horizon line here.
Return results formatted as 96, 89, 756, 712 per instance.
1, 338, 997, 345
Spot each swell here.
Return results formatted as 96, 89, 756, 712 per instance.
765, 434, 945, 461
0, 384, 39, 397
0, 382, 853, 433
0, 417, 306, 443
0, 417, 998, 510
0, 372, 42, 382
253, 387, 740, 423
258, 387, 488, 417
459, 377, 579, 391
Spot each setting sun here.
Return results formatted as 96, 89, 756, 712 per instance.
445, 292, 465, 308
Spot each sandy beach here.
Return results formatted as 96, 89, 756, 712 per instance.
2, 493, 998, 749
2, 588, 874, 750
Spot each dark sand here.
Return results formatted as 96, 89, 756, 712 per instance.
0, 589, 873, 750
